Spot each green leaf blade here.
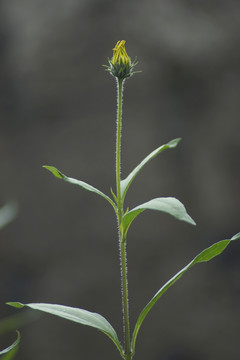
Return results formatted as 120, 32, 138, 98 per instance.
0, 331, 20, 356
122, 197, 195, 237
43, 166, 116, 211
7, 303, 123, 356
131, 233, 240, 354
120, 138, 181, 200
192, 239, 230, 264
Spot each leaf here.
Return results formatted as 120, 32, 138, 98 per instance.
131, 232, 240, 354
0, 202, 18, 230
0, 331, 20, 356
1, 347, 18, 360
120, 138, 181, 200
7, 303, 123, 356
43, 166, 117, 212
122, 197, 196, 237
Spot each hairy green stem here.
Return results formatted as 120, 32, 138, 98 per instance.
116, 78, 123, 218
120, 238, 131, 359
116, 78, 131, 359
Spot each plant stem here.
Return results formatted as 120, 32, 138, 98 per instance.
120, 238, 131, 359
116, 78, 132, 359
116, 78, 123, 218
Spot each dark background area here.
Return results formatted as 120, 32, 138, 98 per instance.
0, 1, 240, 359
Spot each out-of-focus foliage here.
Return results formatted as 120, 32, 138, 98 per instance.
0, 203, 18, 230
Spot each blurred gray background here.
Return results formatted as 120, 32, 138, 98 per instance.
0, 0, 240, 359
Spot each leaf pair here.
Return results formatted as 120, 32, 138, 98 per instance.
8, 233, 240, 357
43, 138, 195, 234
43, 138, 181, 207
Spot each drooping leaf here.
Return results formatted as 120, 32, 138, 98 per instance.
0, 331, 20, 356
120, 138, 181, 200
7, 303, 123, 356
0, 202, 18, 230
43, 166, 117, 212
131, 232, 240, 354
122, 197, 195, 237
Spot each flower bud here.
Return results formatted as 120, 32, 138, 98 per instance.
105, 40, 138, 80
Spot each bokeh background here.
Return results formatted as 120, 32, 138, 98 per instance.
0, 1, 240, 359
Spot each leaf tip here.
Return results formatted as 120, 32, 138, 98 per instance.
168, 137, 182, 148
6, 302, 25, 309
190, 218, 197, 226
177, 212, 196, 226
43, 165, 64, 179
183, 211, 196, 226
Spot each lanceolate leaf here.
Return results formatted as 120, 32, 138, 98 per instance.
120, 138, 181, 200
7, 303, 123, 356
131, 232, 240, 354
0, 331, 20, 356
122, 197, 195, 237
43, 166, 117, 212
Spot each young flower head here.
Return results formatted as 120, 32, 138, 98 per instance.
105, 40, 138, 80
112, 41, 130, 67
